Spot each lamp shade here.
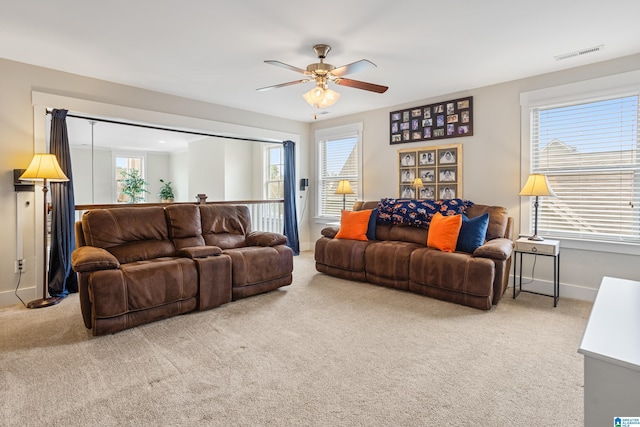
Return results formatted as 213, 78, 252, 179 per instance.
335, 180, 354, 195
20, 154, 69, 182
303, 86, 340, 108
303, 86, 325, 107
519, 174, 555, 197
317, 89, 340, 108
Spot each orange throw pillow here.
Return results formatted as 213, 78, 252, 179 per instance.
335, 209, 373, 241
427, 212, 463, 252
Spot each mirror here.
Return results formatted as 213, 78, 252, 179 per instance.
63, 116, 281, 205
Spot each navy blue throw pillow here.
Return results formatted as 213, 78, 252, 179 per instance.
456, 213, 489, 253
366, 208, 378, 240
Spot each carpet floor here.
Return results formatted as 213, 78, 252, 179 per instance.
0, 251, 592, 426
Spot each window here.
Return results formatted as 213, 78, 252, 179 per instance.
524, 84, 640, 244
265, 145, 284, 199
114, 154, 146, 203
315, 123, 363, 220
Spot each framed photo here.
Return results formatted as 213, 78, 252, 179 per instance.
439, 167, 456, 182
419, 186, 436, 199
418, 168, 435, 182
400, 185, 416, 198
398, 143, 462, 199
400, 168, 415, 183
418, 150, 436, 165
438, 148, 457, 165
389, 96, 473, 144
438, 184, 457, 200
399, 152, 416, 167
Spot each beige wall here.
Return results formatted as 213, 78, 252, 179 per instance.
310, 53, 640, 301
2, 53, 639, 306
0, 58, 310, 306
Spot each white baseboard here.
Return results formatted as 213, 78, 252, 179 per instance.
300, 241, 313, 252
0, 286, 34, 308
508, 276, 597, 302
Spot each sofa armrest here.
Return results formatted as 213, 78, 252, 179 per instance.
473, 238, 514, 261
72, 246, 120, 273
246, 231, 288, 247
321, 226, 339, 239
177, 246, 223, 258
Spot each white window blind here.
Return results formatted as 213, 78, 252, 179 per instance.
530, 94, 640, 242
317, 134, 360, 218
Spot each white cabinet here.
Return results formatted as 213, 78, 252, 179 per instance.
578, 276, 640, 427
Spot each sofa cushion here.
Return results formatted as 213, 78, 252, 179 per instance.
410, 248, 495, 298
81, 207, 175, 264
224, 246, 293, 287
427, 212, 463, 252
465, 205, 508, 241
89, 257, 198, 318
456, 213, 489, 253
165, 204, 206, 250
315, 237, 372, 273
365, 241, 423, 289
335, 209, 372, 241
199, 204, 251, 249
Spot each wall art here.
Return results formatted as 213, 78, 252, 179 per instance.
398, 143, 462, 199
390, 96, 473, 144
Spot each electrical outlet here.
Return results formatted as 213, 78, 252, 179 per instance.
15, 259, 25, 273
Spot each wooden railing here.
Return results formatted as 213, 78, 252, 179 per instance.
74, 199, 285, 234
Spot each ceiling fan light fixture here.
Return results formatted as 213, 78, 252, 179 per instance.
302, 87, 324, 107
303, 86, 339, 108
318, 88, 340, 108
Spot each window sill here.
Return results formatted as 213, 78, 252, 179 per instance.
315, 217, 340, 225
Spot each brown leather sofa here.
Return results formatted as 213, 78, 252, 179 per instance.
72, 204, 293, 335
315, 201, 514, 310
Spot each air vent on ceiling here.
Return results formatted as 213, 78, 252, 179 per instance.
554, 44, 604, 61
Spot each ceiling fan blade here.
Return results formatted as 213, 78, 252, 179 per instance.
264, 60, 309, 75
334, 78, 388, 93
331, 59, 376, 77
256, 79, 310, 92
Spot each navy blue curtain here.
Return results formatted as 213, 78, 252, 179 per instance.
48, 109, 78, 296
283, 140, 300, 255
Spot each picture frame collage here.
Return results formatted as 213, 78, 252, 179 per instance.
389, 96, 473, 144
398, 143, 462, 200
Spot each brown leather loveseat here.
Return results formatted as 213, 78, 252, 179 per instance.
72, 204, 293, 335
315, 201, 514, 310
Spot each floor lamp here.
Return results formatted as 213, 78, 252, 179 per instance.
20, 153, 69, 309
519, 173, 556, 241
335, 180, 354, 210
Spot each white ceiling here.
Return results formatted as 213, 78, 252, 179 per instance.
2, 0, 640, 126
63, 116, 203, 153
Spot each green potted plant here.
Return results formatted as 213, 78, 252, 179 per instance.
118, 169, 149, 203
158, 178, 175, 202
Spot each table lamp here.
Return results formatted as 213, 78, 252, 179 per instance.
519, 173, 556, 241
335, 180, 354, 210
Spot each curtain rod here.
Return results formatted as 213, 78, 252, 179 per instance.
46, 109, 283, 145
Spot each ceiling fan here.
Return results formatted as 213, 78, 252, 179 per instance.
257, 44, 388, 109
